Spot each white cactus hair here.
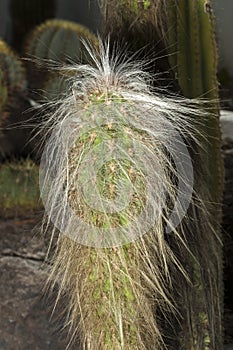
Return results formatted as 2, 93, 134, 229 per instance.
39, 39, 221, 349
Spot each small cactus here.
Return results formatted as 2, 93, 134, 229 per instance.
0, 160, 41, 218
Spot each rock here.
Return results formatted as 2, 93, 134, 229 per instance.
0, 215, 46, 260
0, 217, 79, 350
221, 110, 233, 141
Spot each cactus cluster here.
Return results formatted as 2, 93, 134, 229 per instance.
0, 18, 97, 215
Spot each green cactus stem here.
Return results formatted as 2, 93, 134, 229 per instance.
0, 160, 42, 218
165, 1, 224, 349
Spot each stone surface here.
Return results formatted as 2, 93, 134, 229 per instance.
0, 216, 78, 350
221, 110, 233, 141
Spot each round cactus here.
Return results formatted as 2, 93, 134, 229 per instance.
24, 19, 97, 64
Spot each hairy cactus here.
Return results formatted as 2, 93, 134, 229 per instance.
9, 0, 56, 51
0, 160, 41, 218
39, 40, 215, 350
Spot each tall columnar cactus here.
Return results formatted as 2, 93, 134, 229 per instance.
9, 0, 56, 51
39, 40, 215, 349
166, 0, 224, 200
165, 1, 224, 348
0, 39, 28, 158
99, 1, 224, 349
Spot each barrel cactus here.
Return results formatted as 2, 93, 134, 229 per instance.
39, 39, 213, 350
24, 19, 97, 64
23, 19, 98, 97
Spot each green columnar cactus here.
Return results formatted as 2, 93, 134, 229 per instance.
9, 0, 56, 51
166, 1, 224, 349
0, 39, 27, 157
0, 160, 41, 217
100, 0, 175, 89
101, 0, 166, 44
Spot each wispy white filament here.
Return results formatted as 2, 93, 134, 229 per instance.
38, 39, 217, 350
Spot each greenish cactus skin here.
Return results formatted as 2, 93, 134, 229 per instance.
24, 19, 97, 64
0, 39, 27, 130
166, 1, 224, 349
9, 0, 56, 51
0, 160, 41, 218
